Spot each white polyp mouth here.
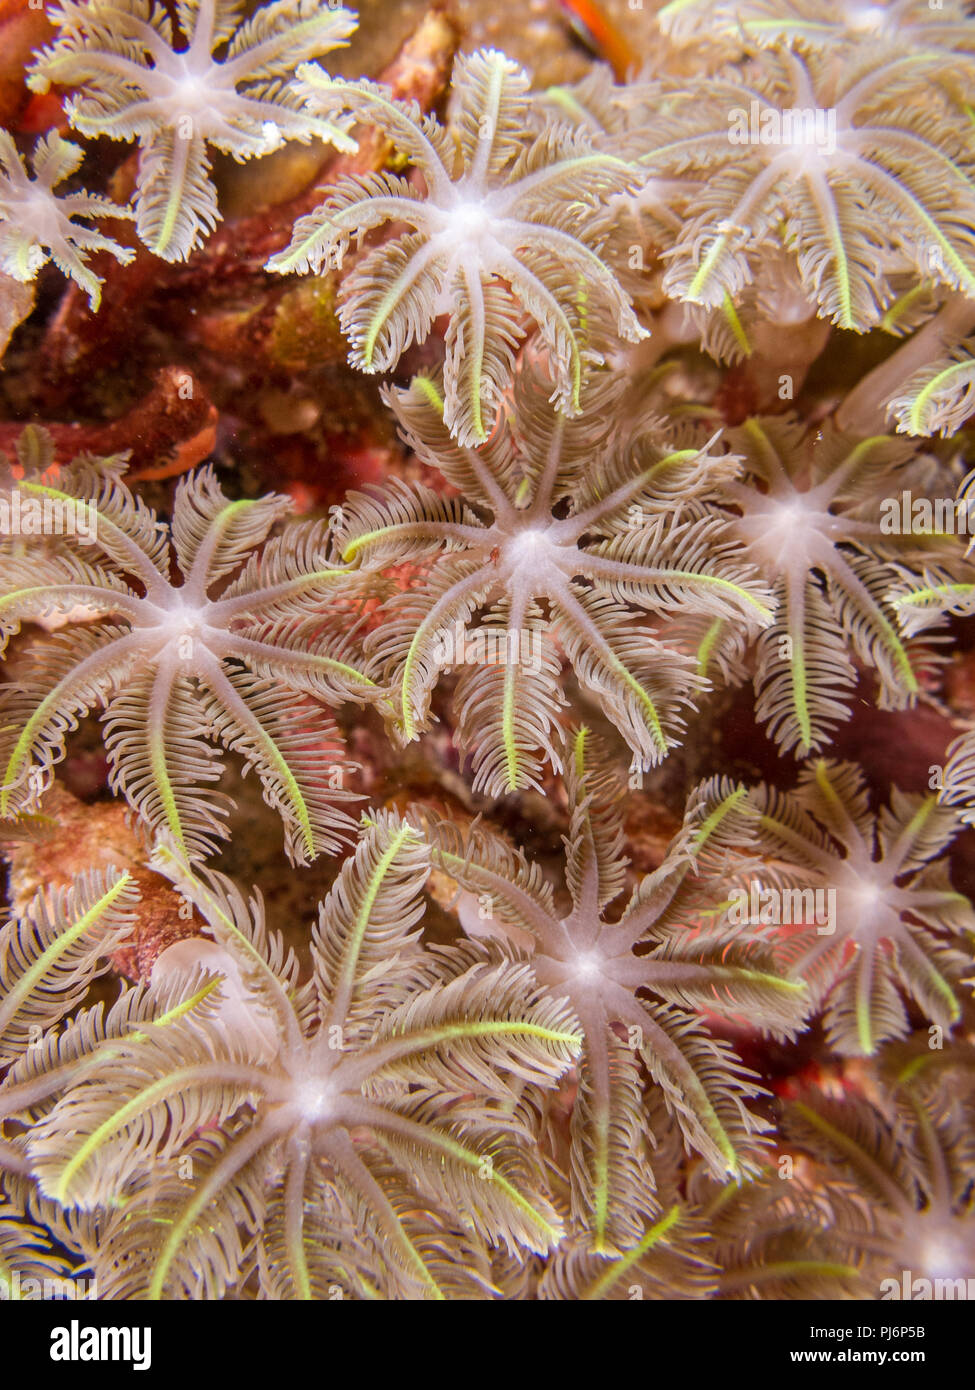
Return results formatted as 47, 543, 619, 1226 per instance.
571, 950, 602, 981
166, 61, 230, 116
173, 74, 210, 106
504, 527, 556, 563
851, 878, 884, 910
771, 498, 808, 528
748, 499, 803, 553
161, 601, 207, 648
784, 123, 819, 150
841, 867, 892, 935
449, 200, 492, 243
744, 492, 828, 570
293, 1077, 335, 1122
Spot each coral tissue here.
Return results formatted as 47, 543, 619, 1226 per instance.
1, 0, 974, 1303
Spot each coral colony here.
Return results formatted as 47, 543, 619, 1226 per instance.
2, 0, 975, 1304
